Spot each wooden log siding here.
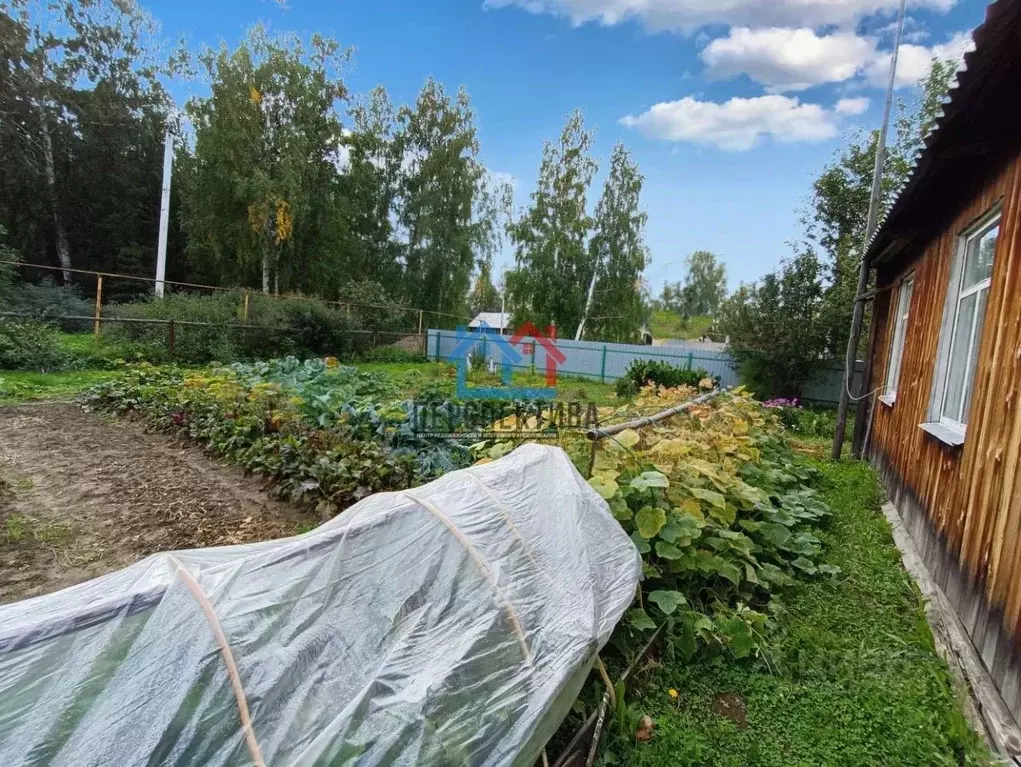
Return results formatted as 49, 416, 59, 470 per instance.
868, 146, 1021, 717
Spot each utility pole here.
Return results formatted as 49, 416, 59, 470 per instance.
831, 0, 907, 459
155, 123, 173, 298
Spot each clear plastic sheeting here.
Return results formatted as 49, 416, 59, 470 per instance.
0, 444, 641, 766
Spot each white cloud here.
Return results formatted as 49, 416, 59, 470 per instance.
835, 97, 870, 115
699, 25, 972, 93
863, 31, 973, 88
620, 94, 854, 151
488, 171, 519, 190
702, 27, 875, 92
483, 0, 956, 33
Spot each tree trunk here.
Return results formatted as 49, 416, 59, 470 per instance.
40, 109, 71, 284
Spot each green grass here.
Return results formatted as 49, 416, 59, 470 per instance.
648, 311, 714, 341
601, 459, 990, 766
357, 361, 620, 406
0, 370, 121, 405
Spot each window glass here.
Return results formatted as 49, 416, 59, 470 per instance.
942, 292, 976, 423
961, 289, 989, 424
933, 209, 999, 433
963, 224, 997, 289
885, 277, 913, 396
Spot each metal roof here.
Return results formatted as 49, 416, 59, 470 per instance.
866, 0, 1021, 263
468, 311, 513, 330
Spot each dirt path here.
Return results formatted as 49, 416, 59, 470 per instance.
0, 403, 314, 604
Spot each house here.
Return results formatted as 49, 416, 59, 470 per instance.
468, 312, 512, 334
861, 0, 1021, 732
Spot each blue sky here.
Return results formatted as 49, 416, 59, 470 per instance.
148, 0, 990, 293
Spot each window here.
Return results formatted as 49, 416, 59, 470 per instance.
928, 210, 999, 438
882, 275, 914, 403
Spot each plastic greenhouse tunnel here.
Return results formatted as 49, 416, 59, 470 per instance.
0, 444, 641, 765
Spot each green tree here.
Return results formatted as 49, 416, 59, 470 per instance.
0, 0, 178, 288
679, 250, 727, 317
507, 110, 598, 334
393, 80, 502, 321
802, 58, 958, 358
469, 261, 502, 315
582, 143, 649, 342
182, 25, 348, 294
336, 86, 403, 294
719, 253, 828, 398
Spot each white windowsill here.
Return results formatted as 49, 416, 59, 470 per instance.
879, 393, 896, 408
919, 421, 966, 447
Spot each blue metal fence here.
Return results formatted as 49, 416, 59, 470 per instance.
425, 329, 863, 406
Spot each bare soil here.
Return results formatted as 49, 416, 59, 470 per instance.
0, 403, 314, 604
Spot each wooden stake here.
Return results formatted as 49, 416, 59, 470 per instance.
243, 291, 250, 321
418, 309, 424, 336
94, 276, 103, 340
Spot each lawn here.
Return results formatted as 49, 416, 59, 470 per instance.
648, 310, 714, 341
0, 370, 121, 405
598, 458, 989, 766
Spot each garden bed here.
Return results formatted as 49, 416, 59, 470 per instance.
0, 403, 312, 604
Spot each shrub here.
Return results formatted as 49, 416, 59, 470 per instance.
762, 398, 837, 438
109, 293, 366, 364
0, 278, 94, 333
0, 320, 66, 371
616, 359, 718, 398
275, 300, 362, 359
109, 293, 239, 364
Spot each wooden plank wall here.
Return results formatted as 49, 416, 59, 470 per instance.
868, 146, 1021, 718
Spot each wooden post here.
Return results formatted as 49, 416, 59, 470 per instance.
418, 310, 424, 336
93, 276, 103, 340
243, 291, 250, 321
600, 345, 608, 384
852, 300, 882, 457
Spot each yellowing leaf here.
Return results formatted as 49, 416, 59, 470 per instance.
635, 506, 667, 539
690, 487, 725, 509
677, 498, 704, 521
616, 429, 641, 449
588, 474, 620, 500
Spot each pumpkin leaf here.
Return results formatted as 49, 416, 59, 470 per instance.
628, 608, 657, 631
635, 506, 668, 539
690, 487, 725, 509
648, 590, 687, 615
655, 541, 685, 560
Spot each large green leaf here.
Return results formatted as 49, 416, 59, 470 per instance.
631, 471, 670, 491
635, 506, 667, 539
655, 541, 685, 560
628, 608, 657, 631
690, 487, 725, 509
648, 590, 687, 615
629, 530, 651, 554
588, 474, 619, 500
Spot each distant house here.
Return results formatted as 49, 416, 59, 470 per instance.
468, 312, 512, 334
861, 0, 1021, 731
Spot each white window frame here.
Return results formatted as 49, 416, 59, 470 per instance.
880, 274, 914, 406
924, 206, 1001, 444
